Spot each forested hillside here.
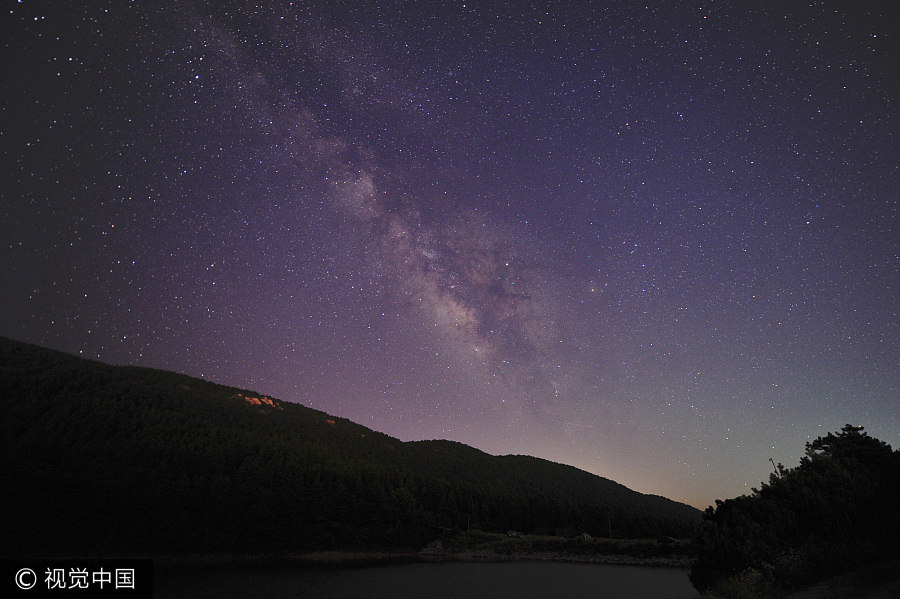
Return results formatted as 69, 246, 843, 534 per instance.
0, 337, 699, 557
691, 425, 900, 595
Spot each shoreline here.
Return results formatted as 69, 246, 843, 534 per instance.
153, 549, 692, 570
419, 549, 691, 568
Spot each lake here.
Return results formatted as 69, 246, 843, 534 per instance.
154, 561, 697, 598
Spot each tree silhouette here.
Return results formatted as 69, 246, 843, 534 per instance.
690, 425, 900, 593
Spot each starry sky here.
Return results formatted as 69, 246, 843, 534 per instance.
2, 1, 897, 509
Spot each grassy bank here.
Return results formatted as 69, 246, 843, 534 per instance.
151, 531, 694, 570
420, 530, 693, 567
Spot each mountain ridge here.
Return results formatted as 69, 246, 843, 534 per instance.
0, 336, 699, 556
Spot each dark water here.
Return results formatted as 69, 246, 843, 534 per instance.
154, 561, 697, 598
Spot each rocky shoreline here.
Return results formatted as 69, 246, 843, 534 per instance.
154, 548, 691, 570
417, 548, 691, 568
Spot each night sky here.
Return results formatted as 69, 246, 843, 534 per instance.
2, 1, 897, 509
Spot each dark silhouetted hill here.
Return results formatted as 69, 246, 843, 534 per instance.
0, 336, 699, 557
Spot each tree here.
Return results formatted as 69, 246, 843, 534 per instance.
690, 425, 900, 593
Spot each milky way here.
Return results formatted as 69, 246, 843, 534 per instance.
1, 1, 897, 508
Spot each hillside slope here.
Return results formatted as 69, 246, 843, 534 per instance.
0, 336, 699, 556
